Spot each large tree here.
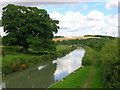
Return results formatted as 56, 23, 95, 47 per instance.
2, 4, 59, 53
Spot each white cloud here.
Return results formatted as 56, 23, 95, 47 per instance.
105, 0, 119, 10
105, 14, 118, 27
50, 11, 86, 31
50, 10, 118, 37
0, 27, 6, 37
87, 10, 104, 20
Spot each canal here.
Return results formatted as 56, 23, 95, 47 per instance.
2, 48, 85, 88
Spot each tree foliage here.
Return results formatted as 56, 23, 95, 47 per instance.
2, 4, 59, 53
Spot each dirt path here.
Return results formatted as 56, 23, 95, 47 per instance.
82, 65, 95, 88
83, 80, 90, 88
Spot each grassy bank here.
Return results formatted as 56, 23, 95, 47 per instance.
2, 45, 77, 75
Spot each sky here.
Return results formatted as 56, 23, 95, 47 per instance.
0, 0, 119, 37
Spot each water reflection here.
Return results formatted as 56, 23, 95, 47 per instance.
38, 65, 47, 70
2, 48, 85, 88
53, 48, 85, 81
3, 63, 56, 88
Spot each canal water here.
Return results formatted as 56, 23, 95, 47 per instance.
2, 48, 85, 88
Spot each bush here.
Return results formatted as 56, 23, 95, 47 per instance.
82, 58, 92, 66
2, 46, 22, 52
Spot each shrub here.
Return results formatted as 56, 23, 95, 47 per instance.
2, 46, 22, 52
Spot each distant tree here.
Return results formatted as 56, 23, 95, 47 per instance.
2, 4, 59, 53
84, 35, 114, 39
54, 36, 64, 38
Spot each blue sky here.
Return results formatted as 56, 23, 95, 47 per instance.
39, 2, 118, 16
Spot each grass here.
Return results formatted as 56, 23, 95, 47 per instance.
88, 66, 103, 88
56, 45, 71, 51
2, 52, 31, 65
